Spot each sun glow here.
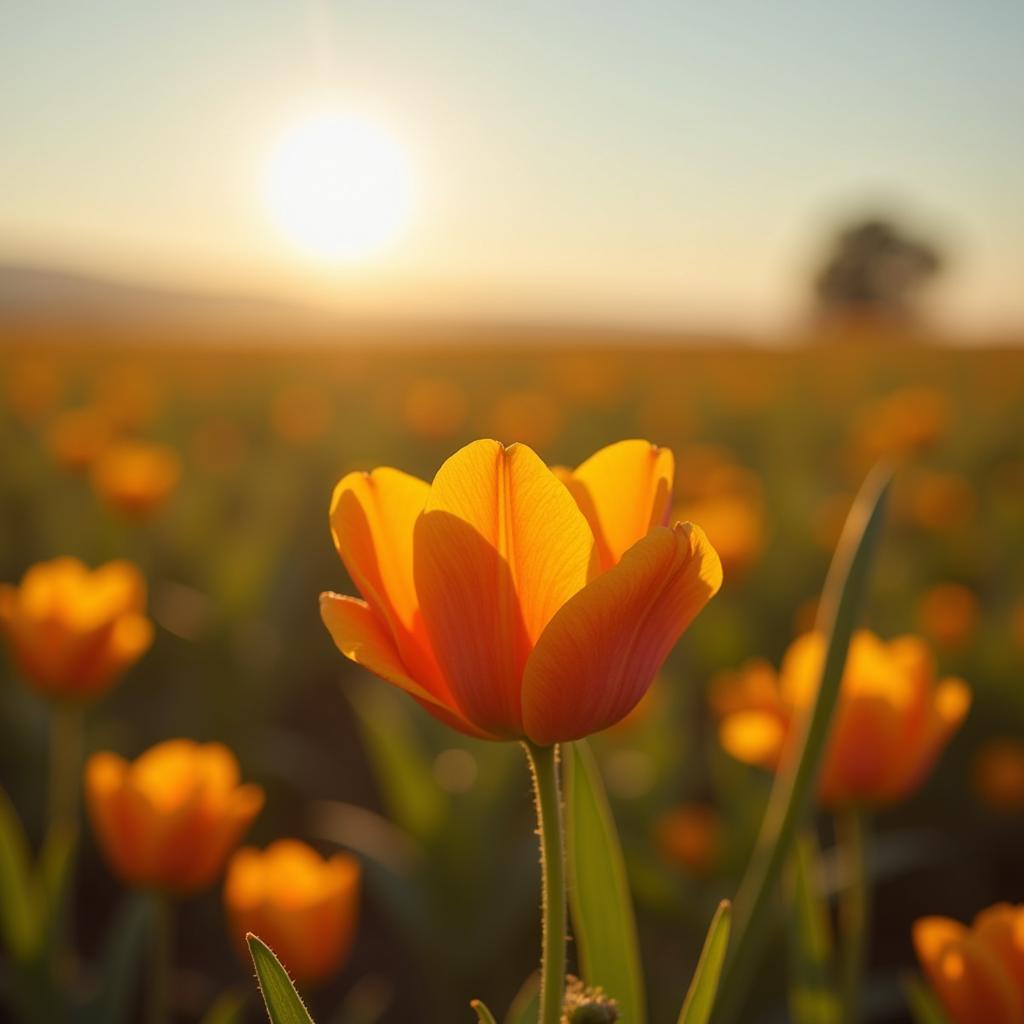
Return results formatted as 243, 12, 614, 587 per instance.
265, 112, 413, 262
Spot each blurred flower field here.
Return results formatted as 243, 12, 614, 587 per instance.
2, 337, 1024, 1024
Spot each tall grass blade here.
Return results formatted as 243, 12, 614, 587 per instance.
248, 934, 315, 1024
712, 465, 891, 1022
677, 900, 732, 1024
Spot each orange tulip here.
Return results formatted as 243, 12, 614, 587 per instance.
91, 440, 181, 521
973, 739, 1024, 815
914, 904, 1024, 1024
46, 407, 115, 473
224, 840, 360, 985
85, 739, 264, 893
0, 558, 153, 700
711, 630, 970, 807
655, 803, 722, 877
321, 439, 722, 744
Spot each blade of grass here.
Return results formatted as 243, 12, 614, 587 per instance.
712, 465, 892, 1023
677, 900, 732, 1024
788, 833, 840, 1024
0, 787, 38, 959
565, 740, 646, 1024
248, 934, 315, 1024
503, 974, 540, 1024
471, 1001, 499, 1024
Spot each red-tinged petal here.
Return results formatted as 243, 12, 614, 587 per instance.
522, 522, 722, 745
561, 440, 675, 572
319, 593, 487, 737
414, 440, 595, 737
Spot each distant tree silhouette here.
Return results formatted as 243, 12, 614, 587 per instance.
815, 218, 943, 321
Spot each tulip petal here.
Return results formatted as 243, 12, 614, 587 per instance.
522, 522, 722, 745
561, 440, 675, 572
914, 917, 1022, 1024
414, 440, 595, 737
319, 593, 489, 737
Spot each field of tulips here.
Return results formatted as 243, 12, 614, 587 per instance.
1, 337, 1023, 1024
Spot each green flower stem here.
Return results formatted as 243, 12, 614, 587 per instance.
837, 808, 869, 1024
49, 701, 83, 837
524, 741, 568, 1024
147, 893, 173, 1024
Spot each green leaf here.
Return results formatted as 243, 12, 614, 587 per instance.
0, 786, 39, 959
788, 833, 840, 1024
565, 740, 646, 1024
503, 974, 539, 1024
349, 683, 447, 843
470, 1000, 499, 1024
248, 933, 316, 1024
712, 465, 892, 1024
903, 973, 950, 1024
677, 900, 732, 1024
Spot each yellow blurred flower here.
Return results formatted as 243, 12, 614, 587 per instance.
673, 445, 764, 577
488, 390, 564, 451
0, 558, 152, 701
91, 440, 181, 521
270, 382, 332, 444
224, 839, 360, 985
655, 802, 721, 877
401, 377, 468, 440
711, 630, 970, 807
917, 583, 980, 653
46, 407, 115, 474
86, 739, 264, 893
914, 904, 1024, 1024
973, 739, 1024, 815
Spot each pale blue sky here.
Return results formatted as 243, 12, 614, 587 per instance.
2, 1, 1022, 333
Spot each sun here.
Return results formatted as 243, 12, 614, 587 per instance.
265, 112, 414, 262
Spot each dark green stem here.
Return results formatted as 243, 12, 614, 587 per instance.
837, 808, 869, 1024
524, 742, 567, 1024
49, 702, 83, 836
147, 893, 173, 1024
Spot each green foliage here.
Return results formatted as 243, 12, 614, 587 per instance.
565, 740, 646, 1024
503, 974, 539, 1024
713, 466, 892, 1022
788, 834, 840, 1024
903, 973, 951, 1024
677, 900, 732, 1024
0, 787, 38, 959
248, 934, 316, 1024
471, 1000, 499, 1024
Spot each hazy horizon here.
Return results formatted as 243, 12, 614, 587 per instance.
4, 1, 1023, 336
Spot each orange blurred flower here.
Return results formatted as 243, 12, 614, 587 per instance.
973, 739, 1024, 815
86, 739, 264, 893
224, 840, 360, 985
655, 803, 721, 877
321, 439, 722, 744
92, 365, 162, 431
402, 377, 468, 440
46, 407, 116, 473
914, 904, 1024, 1024
91, 440, 181, 521
4, 357, 62, 426
0, 558, 153, 701
850, 387, 949, 467
897, 470, 977, 534
916, 583, 980, 652
711, 630, 970, 807
270, 382, 332, 445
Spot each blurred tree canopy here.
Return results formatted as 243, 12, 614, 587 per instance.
814, 218, 943, 321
